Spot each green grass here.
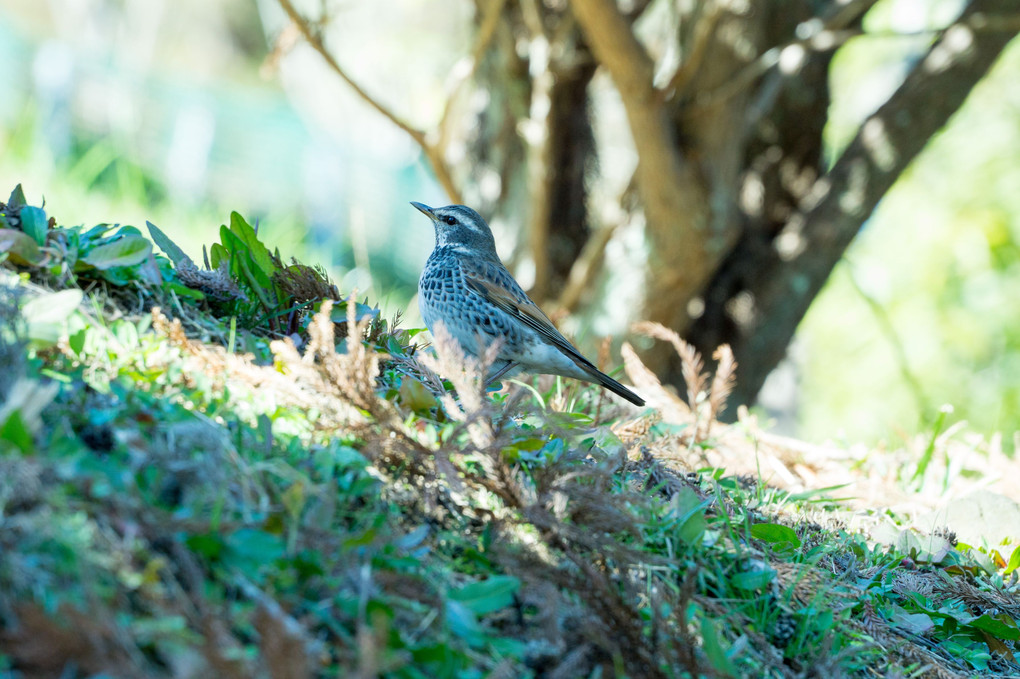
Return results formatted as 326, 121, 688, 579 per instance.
1, 183, 1019, 677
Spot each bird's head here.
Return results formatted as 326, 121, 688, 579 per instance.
411, 202, 498, 256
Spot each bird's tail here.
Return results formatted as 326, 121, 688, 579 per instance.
591, 368, 645, 407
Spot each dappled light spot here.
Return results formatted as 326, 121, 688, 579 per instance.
687, 295, 705, 320
838, 159, 869, 216
739, 170, 765, 217
810, 30, 839, 52
924, 24, 974, 74
861, 117, 897, 172
779, 44, 806, 75
775, 226, 806, 261
725, 290, 757, 328
795, 18, 823, 41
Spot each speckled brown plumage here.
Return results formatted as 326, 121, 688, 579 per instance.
412, 202, 644, 407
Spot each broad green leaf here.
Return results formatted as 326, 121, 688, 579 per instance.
890, 609, 935, 635
19, 206, 48, 245
164, 282, 205, 300
967, 614, 1020, 641
282, 480, 306, 519
750, 523, 802, 549
83, 235, 152, 269
0, 410, 34, 454
146, 220, 189, 266
730, 566, 776, 591
0, 228, 43, 265
398, 377, 437, 412
22, 289, 83, 327
208, 242, 229, 275
112, 319, 139, 349
218, 226, 273, 292
445, 600, 485, 647
228, 212, 276, 278
449, 576, 520, 615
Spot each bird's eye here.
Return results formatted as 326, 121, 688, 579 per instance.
443, 215, 457, 226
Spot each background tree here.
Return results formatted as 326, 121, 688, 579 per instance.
274, 0, 1019, 414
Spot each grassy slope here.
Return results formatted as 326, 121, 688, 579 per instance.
1, 186, 1019, 678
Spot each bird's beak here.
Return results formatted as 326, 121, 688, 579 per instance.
410, 201, 436, 221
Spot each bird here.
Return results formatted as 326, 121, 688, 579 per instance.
411, 201, 645, 407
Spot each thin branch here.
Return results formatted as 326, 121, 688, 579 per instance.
275, 0, 424, 145
436, 0, 508, 156
570, 0, 717, 336
690, 5, 1020, 114
520, 0, 554, 299
554, 218, 622, 314
275, 0, 462, 202
658, 3, 724, 101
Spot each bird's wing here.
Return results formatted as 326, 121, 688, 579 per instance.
461, 262, 599, 373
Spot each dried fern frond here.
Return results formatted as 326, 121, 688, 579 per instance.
632, 321, 706, 407
620, 341, 690, 418
708, 344, 737, 427
417, 323, 494, 414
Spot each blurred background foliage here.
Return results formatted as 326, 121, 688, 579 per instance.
0, 0, 1018, 449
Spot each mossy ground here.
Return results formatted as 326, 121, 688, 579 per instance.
1, 185, 1018, 678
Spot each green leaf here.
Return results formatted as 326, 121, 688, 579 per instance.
187, 532, 226, 560
7, 184, 26, 209
22, 289, 83, 344
82, 235, 152, 269
445, 600, 486, 647
225, 528, 285, 576
890, 609, 936, 635
209, 242, 228, 270
967, 614, 1020, 641
448, 576, 520, 615
1004, 545, 1020, 575
700, 617, 738, 677
0, 228, 43, 265
329, 300, 380, 324
146, 220, 189, 266
19, 206, 49, 245
0, 410, 35, 454
730, 566, 776, 591
164, 281, 205, 300
750, 523, 802, 549
668, 487, 709, 545
228, 212, 276, 278
68, 328, 87, 355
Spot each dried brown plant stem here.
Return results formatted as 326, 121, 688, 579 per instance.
274, 0, 462, 203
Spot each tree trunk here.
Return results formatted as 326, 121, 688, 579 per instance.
685, 0, 1019, 417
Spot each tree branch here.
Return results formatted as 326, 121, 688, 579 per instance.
720, 0, 1019, 411
275, 0, 462, 202
569, 0, 720, 338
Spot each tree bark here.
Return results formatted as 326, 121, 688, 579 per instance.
685, 0, 1019, 416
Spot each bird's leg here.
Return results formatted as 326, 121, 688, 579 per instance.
486, 361, 518, 385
